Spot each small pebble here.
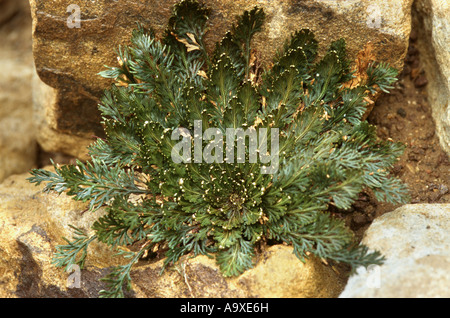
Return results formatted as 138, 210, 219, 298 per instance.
439, 184, 449, 195
397, 108, 407, 118
414, 75, 428, 88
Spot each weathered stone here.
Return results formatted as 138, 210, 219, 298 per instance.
413, 0, 450, 156
32, 72, 92, 161
30, 0, 413, 158
0, 169, 122, 297
339, 204, 450, 298
0, 0, 37, 182
131, 244, 345, 298
0, 170, 345, 298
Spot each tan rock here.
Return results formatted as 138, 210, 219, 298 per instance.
339, 204, 450, 298
0, 0, 37, 182
0, 170, 121, 297
29, 0, 414, 158
32, 72, 92, 160
131, 244, 345, 298
235, 245, 345, 298
413, 0, 450, 156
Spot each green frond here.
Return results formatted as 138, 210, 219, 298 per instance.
366, 62, 399, 94
52, 225, 97, 272
216, 239, 255, 277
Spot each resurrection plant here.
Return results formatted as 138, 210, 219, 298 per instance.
28, 0, 409, 297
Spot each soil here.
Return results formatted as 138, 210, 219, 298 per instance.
332, 28, 450, 245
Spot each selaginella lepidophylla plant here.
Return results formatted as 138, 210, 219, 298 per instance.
28, 0, 409, 297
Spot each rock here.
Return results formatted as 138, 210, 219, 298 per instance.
414, 73, 429, 88
0, 169, 123, 297
339, 204, 450, 298
32, 72, 92, 161
0, 170, 345, 298
412, 0, 450, 156
29, 0, 414, 158
131, 244, 345, 298
0, 0, 37, 182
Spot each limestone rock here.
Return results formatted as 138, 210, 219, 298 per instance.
339, 204, 450, 298
30, 0, 414, 158
413, 0, 450, 156
0, 0, 37, 182
0, 170, 344, 298
131, 244, 345, 298
0, 170, 122, 297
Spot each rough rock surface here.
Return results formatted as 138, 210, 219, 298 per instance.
32, 73, 93, 161
29, 0, 414, 158
339, 204, 450, 298
412, 0, 450, 156
131, 244, 345, 298
0, 170, 121, 297
0, 170, 345, 298
0, 0, 37, 182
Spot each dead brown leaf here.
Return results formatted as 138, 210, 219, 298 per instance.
171, 31, 201, 52
342, 41, 376, 90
